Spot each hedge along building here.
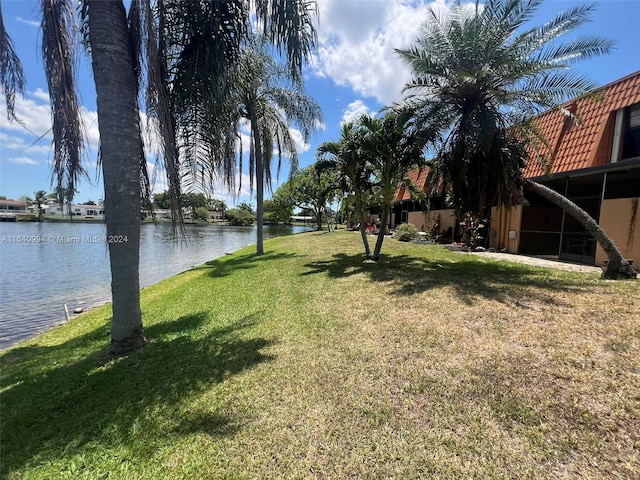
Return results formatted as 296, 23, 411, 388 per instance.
387, 71, 640, 265
492, 70, 640, 266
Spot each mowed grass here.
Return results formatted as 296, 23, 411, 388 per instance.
1, 230, 639, 479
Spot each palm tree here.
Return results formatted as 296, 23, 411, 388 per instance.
84, 0, 148, 353
210, 199, 227, 219
33, 190, 48, 222
359, 111, 426, 261
316, 122, 373, 257
1, 0, 322, 355
397, 0, 634, 279
232, 40, 322, 254
151, 0, 320, 228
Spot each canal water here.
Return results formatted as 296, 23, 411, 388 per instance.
0, 221, 306, 349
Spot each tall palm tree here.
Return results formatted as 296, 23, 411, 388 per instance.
316, 122, 373, 257
1, 0, 322, 355
397, 0, 634, 279
359, 111, 426, 261
84, 0, 147, 353
232, 40, 322, 254
33, 190, 48, 222
150, 0, 320, 227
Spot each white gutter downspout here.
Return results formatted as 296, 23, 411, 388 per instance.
611, 109, 625, 164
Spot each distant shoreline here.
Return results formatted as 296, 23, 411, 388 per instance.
13, 216, 307, 227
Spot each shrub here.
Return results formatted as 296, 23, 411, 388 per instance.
225, 208, 255, 226
194, 207, 210, 221
394, 223, 418, 242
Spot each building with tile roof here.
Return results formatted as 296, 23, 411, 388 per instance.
388, 71, 640, 266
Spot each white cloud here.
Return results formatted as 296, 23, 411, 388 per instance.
10, 156, 39, 166
310, 0, 475, 105
82, 108, 100, 151
16, 17, 39, 27
32, 88, 50, 103
311, 0, 434, 104
341, 100, 371, 125
289, 127, 311, 153
0, 90, 100, 154
0, 92, 53, 138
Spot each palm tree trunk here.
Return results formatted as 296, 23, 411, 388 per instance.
371, 201, 390, 261
356, 197, 371, 257
252, 120, 265, 255
87, 0, 147, 354
524, 179, 636, 280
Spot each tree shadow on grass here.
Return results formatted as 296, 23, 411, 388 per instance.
302, 252, 590, 305
0, 312, 273, 475
195, 251, 301, 279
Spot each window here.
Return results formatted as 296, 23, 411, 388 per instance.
622, 103, 640, 160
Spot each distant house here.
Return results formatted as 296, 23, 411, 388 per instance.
0, 199, 29, 220
45, 203, 105, 217
152, 209, 172, 219
0, 199, 29, 214
387, 70, 640, 266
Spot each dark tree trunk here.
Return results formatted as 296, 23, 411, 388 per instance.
252, 119, 264, 255
371, 200, 390, 261
87, 0, 147, 355
356, 197, 371, 258
524, 179, 636, 280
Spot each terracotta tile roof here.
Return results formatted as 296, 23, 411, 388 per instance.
393, 71, 640, 201
525, 70, 640, 178
395, 166, 430, 202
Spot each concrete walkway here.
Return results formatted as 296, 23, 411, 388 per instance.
467, 251, 602, 274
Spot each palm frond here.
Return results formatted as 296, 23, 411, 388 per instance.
262, 0, 318, 82
512, 3, 598, 54
537, 35, 615, 65
0, 2, 25, 121
41, 0, 87, 204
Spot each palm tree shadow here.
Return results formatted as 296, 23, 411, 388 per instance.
196, 251, 301, 278
1, 312, 274, 474
303, 251, 588, 305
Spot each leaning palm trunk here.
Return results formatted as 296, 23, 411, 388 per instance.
371, 200, 391, 261
355, 197, 371, 257
524, 179, 636, 280
87, 0, 147, 354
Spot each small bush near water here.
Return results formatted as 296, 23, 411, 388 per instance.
225, 208, 255, 226
394, 222, 419, 242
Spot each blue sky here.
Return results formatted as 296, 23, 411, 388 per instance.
1, 0, 639, 206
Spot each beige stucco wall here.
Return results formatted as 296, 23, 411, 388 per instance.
406, 211, 425, 230
405, 209, 456, 236
595, 197, 640, 266
490, 205, 524, 253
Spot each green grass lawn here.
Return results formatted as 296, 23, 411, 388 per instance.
2, 231, 639, 479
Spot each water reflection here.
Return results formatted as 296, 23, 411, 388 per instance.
0, 221, 304, 349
